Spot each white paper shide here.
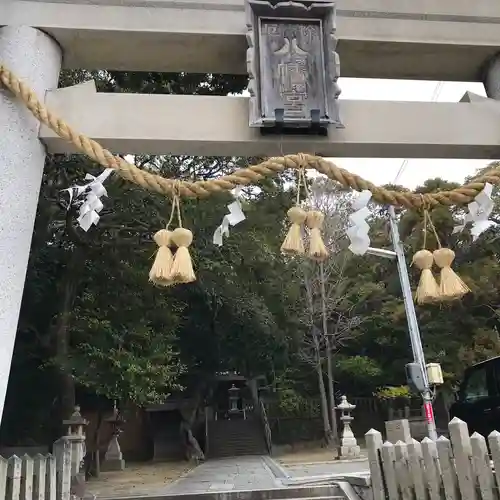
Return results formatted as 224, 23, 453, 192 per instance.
213, 189, 246, 246
346, 190, 372, 256
64, 169, 114, 232
452, 182, 495, 241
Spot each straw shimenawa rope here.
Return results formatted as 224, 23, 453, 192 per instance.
2, 63, 500, 208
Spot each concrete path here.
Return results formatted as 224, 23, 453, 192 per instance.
163, 456, 369, 495
90, 456, 370, 498
284, 459, 369, 478
164, 456, 280, 494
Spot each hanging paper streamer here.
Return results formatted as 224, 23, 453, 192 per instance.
213, 190, 246, 246
346, 190, 372, 256
452, 183, 495, 241
77, 192, 104, 232
63, 169, 114, 232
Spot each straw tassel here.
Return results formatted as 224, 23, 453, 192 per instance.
281, 206, 307, 255
306, 210, 329, 262
411, 209, 439, 305
433, 248, 470, 301
412, 249, 439, 305
149, 182, 196, 286
424, 207, 470, 302
149, 229, 175, 287
170, 227, 196, 284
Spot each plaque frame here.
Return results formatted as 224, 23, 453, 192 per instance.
245, 0, 342, 133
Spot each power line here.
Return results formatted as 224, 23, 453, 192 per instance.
430, 81, 444, 102
393, 159, 409, 185
393, 81, 445, 185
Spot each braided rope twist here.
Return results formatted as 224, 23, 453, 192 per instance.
2, 63, 500, 208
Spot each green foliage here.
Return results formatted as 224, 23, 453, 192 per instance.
458, 328, 500, 368
68, 255, 187, 404
276, 388, 312, 417
374, 385, 411, 401
336, 356, 383, 391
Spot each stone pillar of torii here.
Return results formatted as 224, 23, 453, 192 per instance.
0, 25, 62, 422
2, 0, 500, 423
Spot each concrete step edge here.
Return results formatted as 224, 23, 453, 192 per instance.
95, 485, 345, 500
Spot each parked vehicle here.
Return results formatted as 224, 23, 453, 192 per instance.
450, 356, 500, 436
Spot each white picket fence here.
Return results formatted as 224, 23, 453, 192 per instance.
366, 417, 500, 500
0, 437, 75, 500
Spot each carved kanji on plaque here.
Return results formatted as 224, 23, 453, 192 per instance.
245, 0, 342, 133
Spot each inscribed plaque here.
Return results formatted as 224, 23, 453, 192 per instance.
259, 20, 325, 124
245, 0, 342, 132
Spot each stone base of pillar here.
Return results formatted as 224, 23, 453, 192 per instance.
71, 472, 87, 498
102, 435, 125, 471
340, 444, 361, 458
101, 458, 126, 471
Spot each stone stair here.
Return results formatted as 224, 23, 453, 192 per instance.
208, 418, 268, 458
105, 484, 348, 500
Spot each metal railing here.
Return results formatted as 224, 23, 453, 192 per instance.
204, 407, 209, 456
259, 399, 272, 455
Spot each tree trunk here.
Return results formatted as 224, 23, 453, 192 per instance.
316, 360, 332, 444
93, 410, 104, 478
180, 386, 206, 462
325, 337, 338, 445
303, 265, 332, 445
312, 330, 332, 444
53, 245, 86, 426
319, 263, 337, 446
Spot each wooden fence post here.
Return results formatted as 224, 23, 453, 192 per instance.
436, 436, 459, 500
407, 439, 426, 500
488, 430, 500, 495
381, 442, 398, 500
33, 454, 46, 500
365, 428, 385, 500
362, 420, 500, 500
421, 437, 441, 500
6, 455, 21, 500
20, 454, 33, 500
394, 441, 412, 500
45, 454, 56, 500
0, 456, 8, 500
54, 438, 72, 500
471, 432, 495, 500
448, 417, 477, 500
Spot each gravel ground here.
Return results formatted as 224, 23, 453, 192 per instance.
85, 461, 194, 498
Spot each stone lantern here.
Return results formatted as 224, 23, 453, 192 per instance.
228, 384, 240, 414
63, 406, 88, 479
102, 404, 126, 471
336, 396, 360, 458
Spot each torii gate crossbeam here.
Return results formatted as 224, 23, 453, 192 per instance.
41, 83, 500, 159
7, 0, 500, 82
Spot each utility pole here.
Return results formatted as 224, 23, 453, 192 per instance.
366, 206, 438, 441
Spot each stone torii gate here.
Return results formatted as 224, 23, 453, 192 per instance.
2, 0, 500, 423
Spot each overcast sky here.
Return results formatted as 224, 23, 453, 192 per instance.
335, 79, 491, 189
